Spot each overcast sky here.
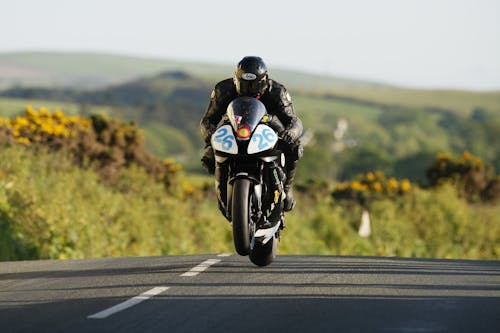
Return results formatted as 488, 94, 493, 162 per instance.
2, 0, 499, 90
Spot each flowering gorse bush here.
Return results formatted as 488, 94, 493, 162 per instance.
0, 106, 182, 189
332, 171, 412, 207
0, 106, 91, 146
427, 151, 499, 203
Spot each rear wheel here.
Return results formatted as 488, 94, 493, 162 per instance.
232, 178, 252, 256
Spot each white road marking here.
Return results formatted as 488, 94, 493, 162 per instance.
88, 256, 227, 318
180, 258, 221, 277
87, 287, 169, 319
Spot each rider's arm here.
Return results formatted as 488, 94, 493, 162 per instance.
200, 83, 230, 145
273, 85, 303, 142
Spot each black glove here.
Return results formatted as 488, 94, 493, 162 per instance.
281, 129, 296, 144
201, 146, 215, 174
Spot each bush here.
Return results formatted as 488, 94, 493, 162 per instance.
332, 171, 412, 207
427, 151, 498, 203
0, 106, 181, 188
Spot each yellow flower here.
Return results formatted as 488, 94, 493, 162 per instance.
400, 179, 412, 193
52, 124, 66, 136
386, 178, 399, 193
0, 118, 12, 127
163, 158, 182, 173
54, 109, 64, 119
14, 116, 29, 128
350, 181, 368, 192
39, 107, 50, 117
366, 172, 376, 182
373, 182, 383, 193
181, 180, 195, 195
16, 137, 31, 145
26, 105, 36, 117
462, 151, 472, 161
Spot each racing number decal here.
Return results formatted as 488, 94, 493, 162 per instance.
248, 125, 278, 154
214, 127, 233, 151
212, 125, 238, 154
252, 128, 276, 150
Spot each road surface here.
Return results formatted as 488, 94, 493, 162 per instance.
0, 255, 499, 332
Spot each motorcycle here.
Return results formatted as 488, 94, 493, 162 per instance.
211, 96, 287, 266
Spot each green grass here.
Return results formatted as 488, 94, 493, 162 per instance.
0, 97, 112, 117
142, 122, 194, 159
293, 92, 381, 131
328, 86, 500, 115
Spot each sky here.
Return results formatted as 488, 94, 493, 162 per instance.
2, 0, 499, 90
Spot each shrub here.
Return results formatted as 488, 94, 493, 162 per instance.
426, 151, 498, 202
0, 106, 181, 188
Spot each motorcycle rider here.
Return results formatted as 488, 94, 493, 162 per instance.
200, 56, 303, 211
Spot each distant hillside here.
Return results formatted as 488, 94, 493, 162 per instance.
0, 69, 210, 129
1, 52, 499, 178
0, 51, 379, 90
2, 67, 500, 178
0, 70, 212, 164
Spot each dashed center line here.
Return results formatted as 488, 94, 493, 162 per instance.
87, 287, 169, 319
86, 255, 229, 319
180, 258, 221, 277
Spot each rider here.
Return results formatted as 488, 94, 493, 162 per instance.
200, 56, 303, 211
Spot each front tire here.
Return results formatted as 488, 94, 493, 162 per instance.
232, 178, 252, 256
250, 235, 277, 267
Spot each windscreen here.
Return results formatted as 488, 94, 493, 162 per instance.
226, 97, 267, 133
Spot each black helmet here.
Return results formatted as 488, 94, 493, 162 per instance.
233, 56, 268, 97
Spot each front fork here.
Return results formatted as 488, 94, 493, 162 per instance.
215, 161, 264, 223
215, 160, 284, 229
215, 162, 231, 221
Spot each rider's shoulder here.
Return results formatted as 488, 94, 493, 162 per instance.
267, 79, 292, 104
210, 78, 237, 102
268, 79, 286, 91
214, 78, 236, 93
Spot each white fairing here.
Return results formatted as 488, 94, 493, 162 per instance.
247, 124, 278, 154
254, 222, 281, 245
211, 125, 238, 154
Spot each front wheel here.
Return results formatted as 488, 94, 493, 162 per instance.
250, 235, 277, 267
232, 178, 252, 256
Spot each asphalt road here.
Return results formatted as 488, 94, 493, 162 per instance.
0, 254, 499, 333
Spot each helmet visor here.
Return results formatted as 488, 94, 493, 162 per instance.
235, 75, 267, 97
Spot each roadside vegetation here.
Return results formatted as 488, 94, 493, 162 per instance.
0, 108, 498, 261
1, 56, 499, 261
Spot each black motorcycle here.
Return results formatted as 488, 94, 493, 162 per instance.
211, 96, 287, 266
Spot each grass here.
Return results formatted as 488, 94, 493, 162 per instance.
293, 92, 382, 131
142, 122, 194, 159
327, 86, 500, 115
0, 97, 112, 117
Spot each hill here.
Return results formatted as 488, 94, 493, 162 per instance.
0, 51, 376, 90
0, 70, 211, 165
1, 52, 500, 178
